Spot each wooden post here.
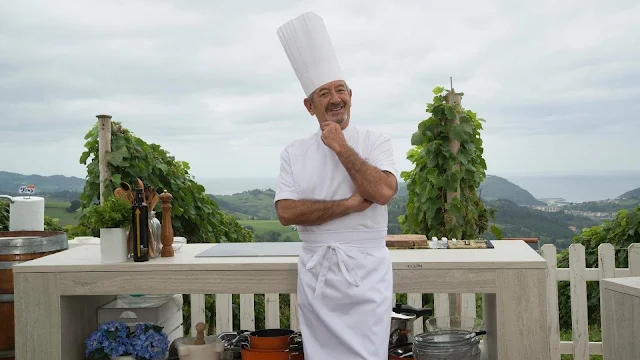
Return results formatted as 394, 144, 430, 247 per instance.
445, 87, 463, 317
445, 88, 462, 202
96, 114, 112, 204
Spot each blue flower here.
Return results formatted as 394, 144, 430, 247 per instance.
84, 320, 132, 358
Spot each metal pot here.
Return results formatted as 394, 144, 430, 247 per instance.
412, 316, 486, 360
390, 303, 433, 347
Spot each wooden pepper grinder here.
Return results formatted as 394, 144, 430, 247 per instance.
193, 322, 206, 345
159, 190, 175, 257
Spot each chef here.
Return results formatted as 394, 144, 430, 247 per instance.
274, 12, 399, 360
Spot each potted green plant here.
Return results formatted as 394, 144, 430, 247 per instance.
86, 196, 131, 263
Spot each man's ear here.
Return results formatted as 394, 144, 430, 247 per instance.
303, 98, 314, 116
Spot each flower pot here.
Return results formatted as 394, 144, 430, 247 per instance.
111, 356, 134, 360
100, 227, 129, 263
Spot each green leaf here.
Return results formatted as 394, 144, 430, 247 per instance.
445, 106, 456, 120
432, 86, 445, 95
105, 147, 130, 167
410, 131, 424, 146
111, 174, 122, 185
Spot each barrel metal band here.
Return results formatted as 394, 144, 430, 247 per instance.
0, 294, 14, 302
0, 261, 23, 269
0, 233, 68, 255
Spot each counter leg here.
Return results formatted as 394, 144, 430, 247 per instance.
482, 293, 497, 360
61, 295, 117, 359
496, 269, 550, 360
13, 273, 61, 360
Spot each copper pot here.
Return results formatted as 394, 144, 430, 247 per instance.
248, 329, 300, 350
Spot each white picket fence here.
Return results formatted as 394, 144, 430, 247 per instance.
187, 242, 640, 359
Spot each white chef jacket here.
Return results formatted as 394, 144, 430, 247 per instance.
274, 124, 398, 360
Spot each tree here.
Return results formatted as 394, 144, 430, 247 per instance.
75, 121, 253, 244
399, 86, 495, 240
67, 199, 81, 213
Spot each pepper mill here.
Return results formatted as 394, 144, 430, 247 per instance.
159, 190, 175, 257
193, 322, 206, 345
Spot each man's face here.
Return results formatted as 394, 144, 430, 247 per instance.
303, 80, 352, 128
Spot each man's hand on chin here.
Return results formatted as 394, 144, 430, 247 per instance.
321, 121, 348, 154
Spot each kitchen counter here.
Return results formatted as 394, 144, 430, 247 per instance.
12, 240, 550, 360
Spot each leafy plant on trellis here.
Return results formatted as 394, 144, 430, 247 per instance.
74, 121, 257, 335
399, 86, 497, 239
76, 121, 254, 244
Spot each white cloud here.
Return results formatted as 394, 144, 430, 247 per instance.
0, 0, 638, 183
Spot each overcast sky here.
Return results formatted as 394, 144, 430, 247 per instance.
1, 0, 639, 183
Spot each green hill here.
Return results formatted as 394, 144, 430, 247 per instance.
210, 189, 278, 220
483, 199, 599, 248
0, 171, 85, 194
479, 175, 546, 206
619, 186, 640, 200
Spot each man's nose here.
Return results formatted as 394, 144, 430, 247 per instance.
329, 92, 341, 103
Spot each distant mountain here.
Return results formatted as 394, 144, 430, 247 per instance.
619, 186, 640, 200
0, 171, 85, 194
479, 175, 546, 206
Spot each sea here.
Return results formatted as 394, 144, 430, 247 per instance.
200, 172, 640, 203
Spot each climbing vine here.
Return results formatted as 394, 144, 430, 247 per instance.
399, 86, 495, 239
75, 121, 254, 244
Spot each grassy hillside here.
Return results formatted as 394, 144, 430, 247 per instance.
483, 199, 599, 248
43, 200, 79, 226
479, 175, 546, 206
210, 189, 277, 220
0, 171, 85, 193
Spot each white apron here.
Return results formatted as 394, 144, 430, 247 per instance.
274, 125, 398, 360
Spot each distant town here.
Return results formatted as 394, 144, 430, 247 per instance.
526, 198, 617, 220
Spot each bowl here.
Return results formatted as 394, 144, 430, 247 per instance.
173, 236, 186, 252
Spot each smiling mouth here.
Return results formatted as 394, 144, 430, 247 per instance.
328, 106, 344, 113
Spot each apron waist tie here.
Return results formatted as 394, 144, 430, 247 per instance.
305, 243, 363, 299
300, 230, 387, 299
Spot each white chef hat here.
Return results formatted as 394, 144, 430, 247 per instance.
277, 12, 343, 97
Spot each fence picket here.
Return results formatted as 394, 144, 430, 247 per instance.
569, 244, 589, 360
265, 293, 280, 328
190, 294, 206, 336
240, 294, 255, 331
541, 244, 561, 360
629, 244, 640, 276
407, 293, 423, 335
289, 293, 299, 331
215, 294, 233, 333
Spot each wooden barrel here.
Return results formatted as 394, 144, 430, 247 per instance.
0, 231, 68, 360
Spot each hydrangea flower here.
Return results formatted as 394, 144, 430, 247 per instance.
84, 320, 132, 358
84, 321, 168, 360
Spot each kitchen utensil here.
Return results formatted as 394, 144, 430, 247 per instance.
247, 329, 300, 350
412, 316, 485, 360
390, 303, 433, 347
173, 323, 225, 360
389, 343, 414, 359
